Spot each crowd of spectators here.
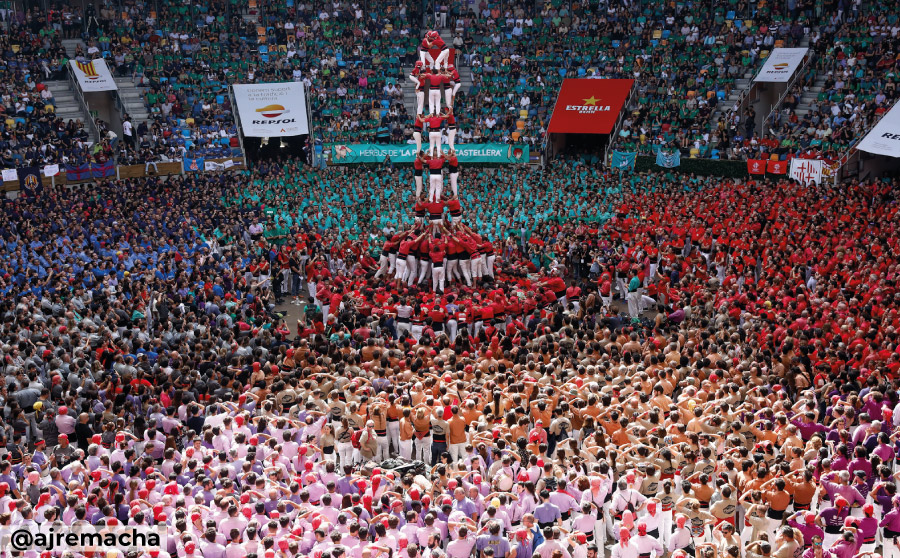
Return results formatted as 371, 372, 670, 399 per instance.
610, 0, 900, 162
3, 0, 900, 168
0, 11, 95, 168
1, 154, 900, 558
65, 0, 421, 160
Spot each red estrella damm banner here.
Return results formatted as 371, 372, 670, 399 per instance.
547, 79, 635, 135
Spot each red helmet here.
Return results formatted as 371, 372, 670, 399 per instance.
426, 30, 439, 40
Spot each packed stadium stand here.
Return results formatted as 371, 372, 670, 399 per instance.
1, 3, 900, 558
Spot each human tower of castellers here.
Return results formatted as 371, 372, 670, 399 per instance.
372, 30, 497, 294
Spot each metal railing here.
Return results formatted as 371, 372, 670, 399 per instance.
761, 52, 815, 129
605, 84, 636, 165
720, 83, 752, 133
67, 64, 103, 143
826, 108, 888, 183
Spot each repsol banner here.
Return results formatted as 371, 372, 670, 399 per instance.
857, 101, 900, 158
233, 82, 309, 137
326, 143, 529, 164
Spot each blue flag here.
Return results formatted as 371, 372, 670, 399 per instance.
611, 150, 636, 171
17, 167, 42, 198
65, 163, 92, 181
183, 157, 205, 173
91, 160, 116, 178
656, 149, 681, 168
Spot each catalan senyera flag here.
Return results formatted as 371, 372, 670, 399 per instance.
75, 61, 99, 78
69, 59, 117, 92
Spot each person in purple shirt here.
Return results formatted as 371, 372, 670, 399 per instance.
861, 392, 885, 422
851, 414, 873, 446
513, 529, 534, 558
533, 490, 562, 529
870, 471, 896, 511
802, 536, 834, 558
871, 432, 895, 464
336, 466, 358, 496
452, 487, 478, 520
856, 505, 879, 552
880, 496, 900, 558
793, 411, 828, 441
821, 471, 865, 509
830, 445, 851, 472
819, 498, 850, 548
828, 530, 857, 558
787, 510, 824, 549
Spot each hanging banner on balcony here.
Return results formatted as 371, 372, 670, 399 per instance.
753, 48, 808, 83
857, 101, 900, 157
233, 82, 309, 137
789, 158, 823, 185
69, 59, 118, 92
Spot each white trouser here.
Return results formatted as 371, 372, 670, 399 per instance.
399, 439, 413, 460
446, 258, 459, 282
414, 131, 423, 153
485, 255, 495, 277
388, 253, 397, 274
394, 258, 407, 281
448, 128, 456, 151
376, 435, 390, 462
416, 90, 424, 115
444, 85, 454, 108
415, 173, 423, 198
603, 503, 615, 537
322, 304, 330, 321
422, 49, 449, 69
432, 265, 445, 292
429, 172, 442, 202
471, 255, 483, 279
336, 442, 353, 467
616, 277, 627, 298
387, 421, 400, 455
765, 517, 781, 542
374, 255, 390, 278
413, 434, 432, 463
884, 536, 900, 558
627, 290, 641, 317
823, 533, 841, 549
450, 171, 458, 196
594, 511, 606, 550
417, 261, 431, 284
449, 442, 466, 463
308, 280, 317, 306
411, 324, 423, 342
446, 318, 458, 341
459, 259, 472, 285
405, 255, 418, 285
660, 509, 672, 548
429, 89, 441, 114
428, 131, 442, 156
